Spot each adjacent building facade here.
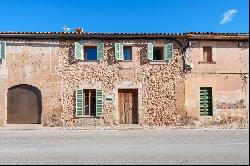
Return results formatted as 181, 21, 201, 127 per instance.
0, 31, 248, 128
185, 33, 249, 128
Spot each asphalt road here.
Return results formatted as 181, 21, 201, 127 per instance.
0, 129, 249, 165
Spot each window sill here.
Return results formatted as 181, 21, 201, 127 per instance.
149, 60, 168, 65
76, 116, 97, 118
119, 60, 133, 62
80, 61, 99, 65
198, 62, 216, 64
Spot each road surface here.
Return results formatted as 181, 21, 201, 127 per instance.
0, 129, 248, 165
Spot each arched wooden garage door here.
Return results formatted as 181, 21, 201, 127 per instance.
7, 84, 42, 124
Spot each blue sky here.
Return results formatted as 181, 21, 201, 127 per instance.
0, 0, 249, 33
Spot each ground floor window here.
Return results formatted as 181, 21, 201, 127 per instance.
75, 89, 103, 117
200, 87, 213, 116
84, 89, 96, 116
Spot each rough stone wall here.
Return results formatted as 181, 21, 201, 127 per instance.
185, 40, 249, 128
0, 39, 63, 127
58, 39, 185, 127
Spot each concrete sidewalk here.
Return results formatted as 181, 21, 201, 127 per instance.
1, 124, 147, 131
1, 124, 248, 131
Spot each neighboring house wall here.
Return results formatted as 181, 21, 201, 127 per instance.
0, 40, 63, 126
185, 40, 249, 127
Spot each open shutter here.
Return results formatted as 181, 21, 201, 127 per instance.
96, 89, 103, 117
165, 43, 174, 61
120, 43, 124, 60
76, 89, 84, 117
97, 43, 104, 61
115, 43, 124, 60
74, 42, 84, 60
147, 43, 153, 60
0, 42, 6, 60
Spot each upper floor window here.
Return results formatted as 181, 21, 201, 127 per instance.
123, 46, 132, 61
84, 46, 97, 61
74, 42, 104, 61
147, 43, 174, 62
115, 43, 133, 61
153, 47, 164, 60
203, 46, 213, 63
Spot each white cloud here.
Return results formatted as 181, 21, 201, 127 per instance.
220, 9, 238, 24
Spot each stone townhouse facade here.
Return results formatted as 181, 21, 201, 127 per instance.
0, 30, 249, 128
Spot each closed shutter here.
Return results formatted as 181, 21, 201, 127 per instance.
76, 89, 84, 117
200, 87, 213, 116
115, 43, 124, 60
203, 46, 213, 62
96, 89, 103, 117
74, 42, 84, 60
0, 42, 6, 60
147, 43, 153, 60
165, 43, 174, 60
97, 43, 104, 61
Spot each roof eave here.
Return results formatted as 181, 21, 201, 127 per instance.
0, 33, 186, 39
186, 34, 249, 41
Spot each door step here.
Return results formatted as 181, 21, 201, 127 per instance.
3, 124, 43, 130
116, 124, 143, 130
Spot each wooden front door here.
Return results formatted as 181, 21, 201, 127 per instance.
7, 85, 42, 124
118, 89, 138, 124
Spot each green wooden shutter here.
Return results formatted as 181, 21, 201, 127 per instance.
120, 43, 124, 60
147, 43, 153, 60
76, 89, 84, 117
115, 43, 124, 60
0, 42, 6, 60
200, 88, 213, 116
96, 89, 103, 117
97, 43, 104, 61
165, 43, 174, 61
74, 42, 84, 60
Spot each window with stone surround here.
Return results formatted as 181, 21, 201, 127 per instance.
203, 46, 213, 63
84, 89, 96, 116
153, 47, 164, 60
75, 89, 103, 118
147, 43, 174, 62
123, 46, 132, 61
84, 46, 98, 61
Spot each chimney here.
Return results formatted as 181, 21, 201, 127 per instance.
75, 28, 84, 34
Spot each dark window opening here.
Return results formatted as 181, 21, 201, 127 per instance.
84, 89, 96, 116
203, 46, 213, 63
153, 47, 164, 60
84, 46, 97, 61
123, 46, 132, 61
